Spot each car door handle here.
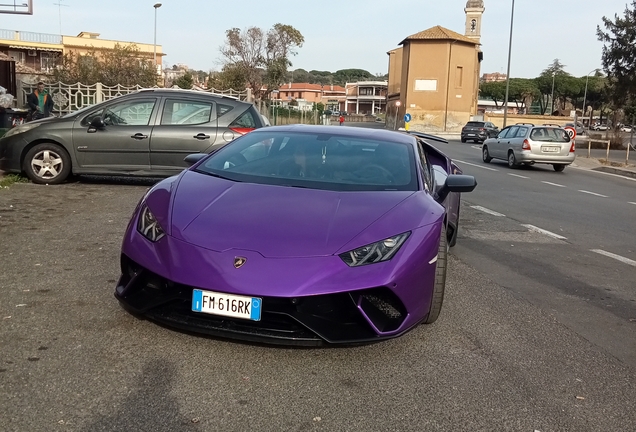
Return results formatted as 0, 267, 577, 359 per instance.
193, 133, 211, 140
131, 133, 148, 140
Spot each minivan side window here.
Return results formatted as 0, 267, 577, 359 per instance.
498, 128, 510, 139
516, 127, 529, 138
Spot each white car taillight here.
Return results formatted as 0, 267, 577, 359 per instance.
522, 139, 531, 151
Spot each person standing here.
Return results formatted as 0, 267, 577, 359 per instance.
339, 114, 344, 126
27, 82, 54, 120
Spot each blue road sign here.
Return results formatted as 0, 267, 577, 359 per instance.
404, 113, 412, 123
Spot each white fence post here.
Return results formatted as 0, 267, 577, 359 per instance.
95, 82, 103, 104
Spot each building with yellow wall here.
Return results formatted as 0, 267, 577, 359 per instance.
0, 28, 164, 75
387, 0, 485, 132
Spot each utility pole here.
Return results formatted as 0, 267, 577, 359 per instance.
53, 0, 69, 35
503, 0, 515, 127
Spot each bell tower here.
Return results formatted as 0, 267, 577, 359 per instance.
464, 0, 485, 43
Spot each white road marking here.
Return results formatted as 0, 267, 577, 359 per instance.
428, 255, 438, 265
454, 159, 499, 171
470, 206, 506, 217
570, 165, 636, 182
471, 145, 481, 150
521, 224, 568, 240
578, 190, 608, 198
508, 173, 529, 179
591, 249, 636, 267
629, 202, 636, 205
541, 181, 567, 188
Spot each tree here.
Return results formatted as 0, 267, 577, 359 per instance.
479, 80, 506, 107
219, 23, 304, 99
332, 69, 373, 85
597, 1, 636, 110
174, 71, 194, 89
53, 44, 157, 87
534, 59, 569, 114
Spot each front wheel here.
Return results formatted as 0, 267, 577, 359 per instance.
423, 225, 447, 324
482, 146, 492, 163
553, 164, 566, 172
23, 143, 72, 185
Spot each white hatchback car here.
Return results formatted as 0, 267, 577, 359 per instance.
482, 124, 575, 172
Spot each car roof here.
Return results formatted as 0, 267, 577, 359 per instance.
132, 88, 243, 101
249, 124, 417, 145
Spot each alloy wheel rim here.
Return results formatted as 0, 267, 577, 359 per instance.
31, 150, 63, 180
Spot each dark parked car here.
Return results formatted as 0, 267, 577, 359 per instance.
115, 125, 477, 345
0, 89, 265, 184
461, 121, 499, 143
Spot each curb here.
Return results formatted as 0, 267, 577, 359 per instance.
592, 166, 636, 179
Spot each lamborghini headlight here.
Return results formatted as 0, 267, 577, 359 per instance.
137, 205, 165, 242
339, 232, 411, 267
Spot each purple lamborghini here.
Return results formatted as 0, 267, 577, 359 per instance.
115, 125, 476, 345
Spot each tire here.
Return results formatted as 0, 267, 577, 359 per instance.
553, 164, 565, 172
424, 225, 447, 324
482, 146, 492, 163
461, 137, 466, 143
507, 151, 517, 168
23, 143, 72, 185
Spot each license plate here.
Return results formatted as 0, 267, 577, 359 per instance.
467, 133, 476, 136
192, 289, 262, 321
542, 146, 560, 153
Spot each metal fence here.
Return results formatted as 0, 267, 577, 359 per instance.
18, 81, 252, 116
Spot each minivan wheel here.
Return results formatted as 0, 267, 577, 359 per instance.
23, 143, 71, 185
553, 164, 566, 172
507, 151, 517, 168
482, 146, 492, 163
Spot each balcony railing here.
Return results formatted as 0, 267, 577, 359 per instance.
0, 29, 62, 45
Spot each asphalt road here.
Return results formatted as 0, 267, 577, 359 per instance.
426, 139, 636, 368
1, 133, 636, 431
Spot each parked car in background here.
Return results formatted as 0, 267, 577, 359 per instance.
460, 121, 499, 143
591, 123, 608, 131
0, 89, 264, 184
482, 123, 575, 172
620, 124, 632, 133
115, 125, 477, 345
564, 122, 585, 136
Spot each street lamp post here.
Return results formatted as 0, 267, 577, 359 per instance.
550, 72, 556, 115
581, 68, 598, 128
153, 3, 162, 74
503, 0, 515, 128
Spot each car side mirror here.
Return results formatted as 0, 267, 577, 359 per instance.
184, 153, 207, 167
436, 174, 477, 201
90, 117, 105, 130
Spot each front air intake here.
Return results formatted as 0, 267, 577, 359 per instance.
358, 288, 407, 333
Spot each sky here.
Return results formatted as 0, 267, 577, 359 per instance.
0, 0, 633, 79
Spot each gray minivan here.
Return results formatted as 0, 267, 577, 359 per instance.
481, 123, 575, 172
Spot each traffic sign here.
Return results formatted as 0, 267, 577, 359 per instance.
564, 126, 576, 140
404, 113, 412, 123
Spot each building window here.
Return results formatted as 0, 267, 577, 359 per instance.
359, 87, 374, 96
40, 52, 57, 73
8, 50, 25, 64
455, 66, 464, 88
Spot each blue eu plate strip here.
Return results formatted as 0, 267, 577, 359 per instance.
192, 289, 203, 312
250, 298, 262, 321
